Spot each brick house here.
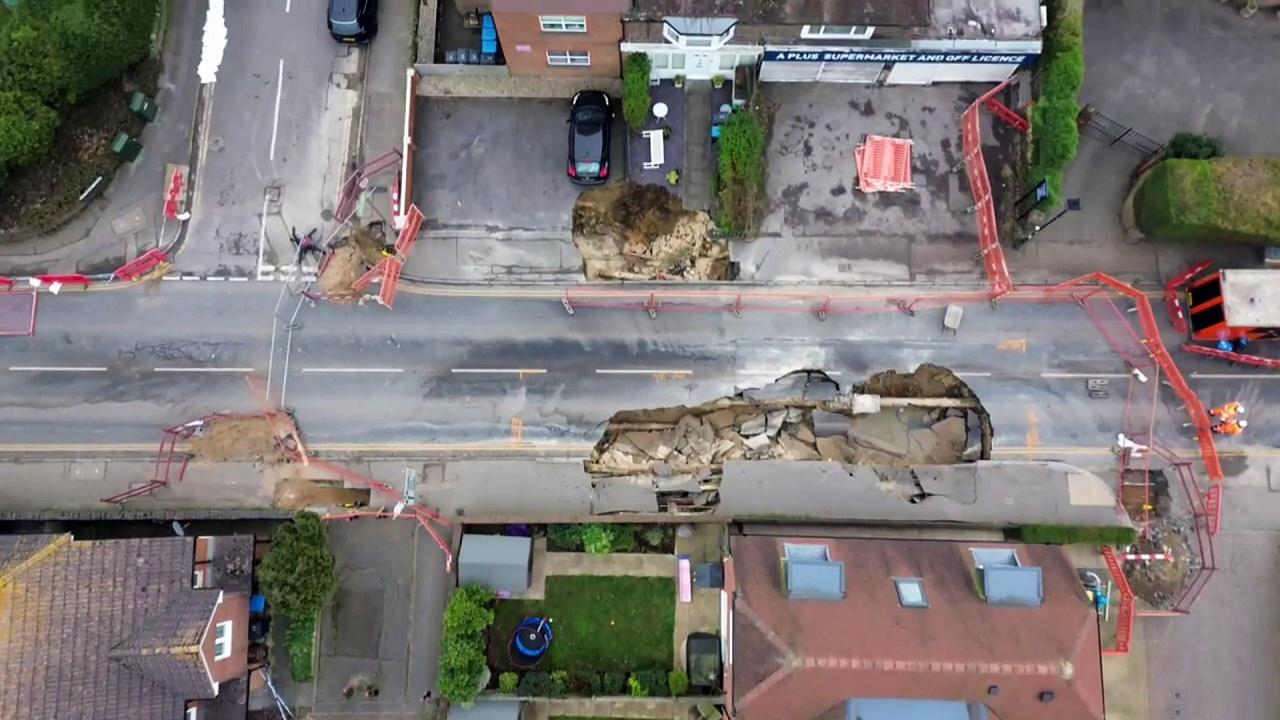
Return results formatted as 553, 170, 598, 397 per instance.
0, 534, 256, 720
726, 535, 1105, 720
479, 0, 630, 78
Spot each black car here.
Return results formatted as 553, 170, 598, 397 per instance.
568, 91, 612, 185
328, 0, 377, 43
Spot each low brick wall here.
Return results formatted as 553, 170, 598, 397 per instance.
415, 64, 622, 98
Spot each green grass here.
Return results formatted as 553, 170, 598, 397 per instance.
1017, 524, 1139, 546
490, 576, 675, 673
286, 611, 318, 682
1135, 158, 1280, 245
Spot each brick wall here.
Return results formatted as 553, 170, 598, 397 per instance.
492, 12, 622, 78
202, 591, 250, 684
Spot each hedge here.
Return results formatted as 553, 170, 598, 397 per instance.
1134, 158, 1280, 245
285, 612, 317, 683
715, 106, 767, 236
438, 584, 496, 704
1017, 524, 1139, 546
1029, 0, 1085, 210
622, 53, 652, 130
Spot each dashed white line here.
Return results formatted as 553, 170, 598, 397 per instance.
735, 370, 844, 377
9, 366, 108, 372
953, 372, 993, 378
450, 368, 547, 375
1189, 372, 1280, 380
269, 58, 284, 161
153, 367, 256, 373
301, 367, 404, 374
596, 369, 693, 376
1039, 372, 1130, 379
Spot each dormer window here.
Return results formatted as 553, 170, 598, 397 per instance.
783, 543, 845, 600
800, 25, 876, 40
663, 17, 736, 50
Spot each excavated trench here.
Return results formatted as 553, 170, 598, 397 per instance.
587, 364, 993, 513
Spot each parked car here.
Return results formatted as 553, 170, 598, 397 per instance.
568, 91, 612, 185
328, 0, 378, 43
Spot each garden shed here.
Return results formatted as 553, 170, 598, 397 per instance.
458, 534, 532, 593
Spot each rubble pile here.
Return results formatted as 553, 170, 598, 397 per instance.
316, 225, 386, 296
572, 182, 729, 281
189, 417, 289, 465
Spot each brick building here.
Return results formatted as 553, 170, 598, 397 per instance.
483, 0, 630, 78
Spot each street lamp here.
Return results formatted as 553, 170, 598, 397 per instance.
1015, 198, 1081, 248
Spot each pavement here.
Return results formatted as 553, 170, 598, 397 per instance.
180, 0, 365, 280
0, 0, 205, 277
308, 517, 449, 717
2, 282, 1278, 467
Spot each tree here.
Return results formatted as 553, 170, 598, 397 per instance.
0, 22, 74, 105
0, 90, 57, 167
443, 584, 495, 637
259, 511, 337, 620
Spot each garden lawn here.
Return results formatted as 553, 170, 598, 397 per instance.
489, 576, 675, 673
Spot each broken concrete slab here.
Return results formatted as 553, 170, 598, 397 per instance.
793, 424, 816, 445
744, 433, 772, 452
779, 433, 821, 460
816, 436, 854, 462
738, 414, 767, 436
625, 431, 674, 460
704, 408, 739, 430
812, 410, 851, 438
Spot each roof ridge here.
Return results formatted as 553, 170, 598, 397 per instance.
791, 654, 1072, 678
0, 534, 70, 588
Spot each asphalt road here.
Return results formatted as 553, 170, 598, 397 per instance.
2, 283, 1276, 469
182, 0, 360, 278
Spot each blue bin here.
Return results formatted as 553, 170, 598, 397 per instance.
250, 594, 267, 613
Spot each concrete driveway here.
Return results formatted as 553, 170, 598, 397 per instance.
182, 0, 361, 279
734, 83, 1000, 284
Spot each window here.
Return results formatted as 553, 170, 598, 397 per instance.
784, 543, 830, 562
651, 52, 671, 70
547, 51, 591, 67
800, 25, 876, 39
671, 53, 686, 70
186, 706, 198, 720
719, 54, 736, 71
192, 569, 204, 588
539, 15, 587, 32
213, 620, 233, 661
894, 578, 928, 608
971, 548, 1020, 569
663, 17, 736, 50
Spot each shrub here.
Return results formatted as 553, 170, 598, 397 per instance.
518, 671, 553, 696
0, 90, 59, 166
633, 669, 669, 697
622, 52, 652, 129
260, 512, 337, 621
582, 524, 614, 554
602, 671, 627, 695
498, 671, 519, 694
627, 674, 648, 697
439, 639, 488, 704
715, 107, 768, 235
444, 584, 496, 638
583, 671, 605, 696
549, 670, 570, 698
546, 523, 584, 551
668, 669, 690, 696
1031, 99, 1080, 171
285, 612, 317, 682
1041, 50, 1083, 100
642, 526, 668, 549
1029, 0, 1085, 210
1167, 132, 1222, 160
609, 524, 637, 553
1018, 524, 1140, 546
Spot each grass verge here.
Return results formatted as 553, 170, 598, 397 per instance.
490, 576, 675, 673
286, 611, 318, 683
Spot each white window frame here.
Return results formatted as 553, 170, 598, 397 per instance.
539, 15, 587, 33
192, 569, 205, 588
213, 620, 233, 661
186, 706, 198, 720
800, 25, 876, 40
663, 23, 735, 50
547, 50, 591, 67
970, 548, 1021, 569
894, 577, 929, 608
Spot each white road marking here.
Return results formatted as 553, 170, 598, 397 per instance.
153, 367, 256, 373
596, 369, 693, 375
450, 368, 548, 375
269, 58, 284, 161
285, 0, 291, 11
953, 372, 993, 378
256, 194, 272, 280
1189, 372, 1280, 380
9, 366, 108, 372
735, 370, 844, 377
301, 367, 404, 374
1040, 372, 1130, 379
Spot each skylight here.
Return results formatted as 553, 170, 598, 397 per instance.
894, 578, 928, 608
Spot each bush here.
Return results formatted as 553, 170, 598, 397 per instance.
260, 512, 337, 621
549, 670, 570, 698
1134, 158, 1280, 245
0, 90, 59, 166
1030, 0, 1085, 210
498, 671, 519, 694
715, 107, 768, 235
285, 612, 317, 683
1166, 132, 1222, 160
444, 584, 496, 638
632, 669, 669, 697
546, 523, 585, 551
518, 671, 553, 696
627, 674, 647, 697
582, 671, 605, 696
1041, 50, 1084, 101
622, 52, 652, 129
1018, 524, 1140, 546
582, 524, 613, 554
642, 526, 668, 549
668, 669, 690, 696
609, 523, 638, 553
602, 671, 627, 695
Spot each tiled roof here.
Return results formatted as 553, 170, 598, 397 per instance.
730, 536, 1105, 720
110, 589, 221, 699
628, 0, 931, 27
0, 535, 217, 720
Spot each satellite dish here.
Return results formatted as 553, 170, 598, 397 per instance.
172, 521, 186, 536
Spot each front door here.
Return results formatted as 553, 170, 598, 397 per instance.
686, 52, 717, 79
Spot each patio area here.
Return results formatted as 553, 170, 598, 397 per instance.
628, 80, 686, 200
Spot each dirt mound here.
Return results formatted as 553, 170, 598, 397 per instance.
189, 417, 289, 464
572, 182, 729, 281
317, 226, 386, 296
274, 479, 370, 510
858, 364, 992, 457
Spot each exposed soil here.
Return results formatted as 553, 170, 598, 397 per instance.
572, 182, 729, 281
1118, 471, 1198, 609
317, 226, 385, 296
858, 364, 993, 457
274, 479, 370, 510
189, 417, 289, 464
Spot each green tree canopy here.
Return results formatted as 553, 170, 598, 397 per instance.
259, 511, 337, 620
0, 89, 58, 166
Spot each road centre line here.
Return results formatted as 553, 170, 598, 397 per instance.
9, 366, 108, 372
269, 59, 284, 161
1039, 372, 1130, 379
301, 367, 404, 374
153, 367, 256, 373
1189, 372, 1280, 380
953, 372, 992, 378
595, 369, 693, 376
451, 368, 547, 375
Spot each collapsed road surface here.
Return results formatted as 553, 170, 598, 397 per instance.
1, 282, 1277, 465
